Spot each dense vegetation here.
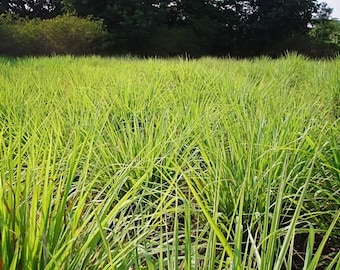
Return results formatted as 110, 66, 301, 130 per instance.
0, 55, 339, 269
0, 0, 339, 57
0, 14, 108, 56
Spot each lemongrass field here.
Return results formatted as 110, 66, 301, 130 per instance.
0, 55, 340, 270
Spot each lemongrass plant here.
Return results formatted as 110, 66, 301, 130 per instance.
0, 54, 339, 269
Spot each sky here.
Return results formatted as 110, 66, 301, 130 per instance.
323, 0, 340, 19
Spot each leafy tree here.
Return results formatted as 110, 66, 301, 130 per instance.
1, 0, 325, 56
151, 0, 239, 54
313, 1, 333, 22
0, 0, 62, 19
228, 0, 318, 55
309, 19, 340, 47
153, 0, 321, 55
306, 2, 339, 54
62, 0, 164, 53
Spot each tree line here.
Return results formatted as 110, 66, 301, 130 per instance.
0, 0, 339, 57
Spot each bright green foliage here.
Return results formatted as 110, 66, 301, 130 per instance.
0, 55, 339, 269
309, 19, 340, 47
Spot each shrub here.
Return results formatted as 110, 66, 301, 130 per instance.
0, 14, 108, 56
38, 14, 109, 55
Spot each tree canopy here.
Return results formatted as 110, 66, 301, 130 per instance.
0, 0, 337, 56
0, 0, 61, 18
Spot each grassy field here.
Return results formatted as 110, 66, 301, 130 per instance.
0, 55, 339, 269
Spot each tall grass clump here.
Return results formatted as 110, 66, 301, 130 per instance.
0, 54, 339, 269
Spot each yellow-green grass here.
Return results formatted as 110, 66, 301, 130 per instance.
0, 54, 339, 269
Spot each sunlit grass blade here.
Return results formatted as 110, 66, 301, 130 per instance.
307, 209, 340, 270
181, 171, 235, 267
